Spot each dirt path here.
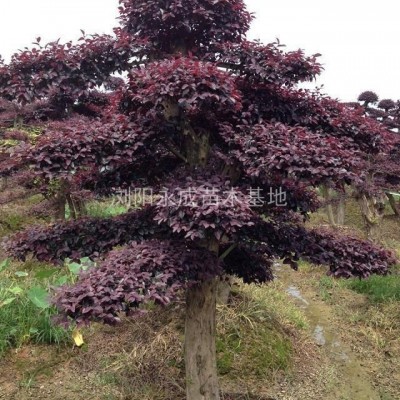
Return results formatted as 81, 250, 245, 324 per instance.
274, 264, 391, 400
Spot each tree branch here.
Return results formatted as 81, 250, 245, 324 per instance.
219, 243, 237, 260
162, 140, 188, 163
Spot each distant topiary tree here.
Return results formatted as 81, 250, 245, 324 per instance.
355, 92, 400, 132
344, 92, 400, 235
378, 99, 396, 112
358, 90, 379, 106
1, 1, 398, 399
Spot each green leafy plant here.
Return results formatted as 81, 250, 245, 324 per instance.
64, 257, 96, 283
0, 258, 10, 273
27, 286, 50, 309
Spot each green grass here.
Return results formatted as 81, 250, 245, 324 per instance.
0, 258, 81, 356
318, 275, 338, 301
216, 325, 292, 377
84, 200, 129, 218
343, 274, 400, 303
215, 283, 306, 379
0, 203, 42, 236
316, 268, 400, 304
0, 213, 27, 232
0, 280, 70, 355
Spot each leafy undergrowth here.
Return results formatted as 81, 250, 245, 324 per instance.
0, 192, 66, 355
0, 256, 97, 356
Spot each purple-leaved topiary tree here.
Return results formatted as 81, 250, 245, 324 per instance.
1, 1, 398, 398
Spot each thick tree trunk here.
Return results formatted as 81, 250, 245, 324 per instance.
387, 193, 400, 217
54, 193, 66, 220
358, 193, 385, 241
185, 279, 220, 400
217, 275, 233, 305
336, 194, 346, 226
66, 194, 77, 220
321, 186, 336, 226
13, 116, 23, 129
321, 186, 347, 226
165, 77, 221, 398
74, 198, 87, 217
53, 180, 69, 221
66, 194, 87, 220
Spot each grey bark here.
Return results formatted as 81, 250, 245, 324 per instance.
321, 186, 337, 226
358, 193, 385, 241
387, 193, 400, 217
185, 279, 220, 400
336, 194, 346, 226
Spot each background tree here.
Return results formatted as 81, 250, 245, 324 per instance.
1, 1, 398, 399
0, 33, 139, 220
354, 91, 400, 133
344, 92, 400, 237
357, 90, 379, 107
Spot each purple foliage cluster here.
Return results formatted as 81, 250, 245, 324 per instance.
54, 240, 221, 325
